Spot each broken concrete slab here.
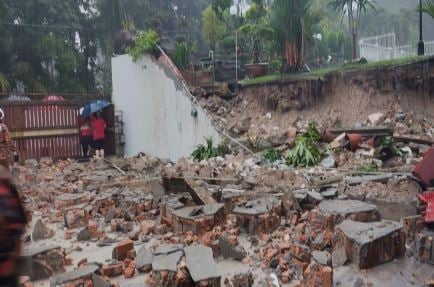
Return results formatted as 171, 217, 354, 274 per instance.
20, 244, 62, 280
345, 174, 395, 186
184, 245, 221, 282
152, 251, 183, 272
334, 220, 405, 269
136, 246, 154, 272
153, 244, 183, 255
49, 263, 100, 286
318, 199, 380, 224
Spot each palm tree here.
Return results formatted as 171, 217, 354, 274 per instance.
422, 0, 434, 18
271, 0, 316, 70
331, 0, 376, 59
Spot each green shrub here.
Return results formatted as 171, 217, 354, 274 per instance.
172, 41, 194, 70
191, 137, 230, 161
126, 30, 160, 62
285, 123, 323, 167
263, 148, 282, 163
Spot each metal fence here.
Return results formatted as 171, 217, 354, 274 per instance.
1, 100, 115, 162
360, 33, 434, 62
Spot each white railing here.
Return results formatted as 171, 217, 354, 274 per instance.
360, 33, 434, 62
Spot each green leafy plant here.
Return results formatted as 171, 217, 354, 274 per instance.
377, 136, 403, 157
126, 30, 160, 62
191, 137, 230, 161
172, 41, 194, 70
286, 123, 323, 167
263, 148, 282, 163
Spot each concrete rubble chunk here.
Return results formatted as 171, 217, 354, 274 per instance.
150, 181, 166, 209
318, 199, 380, 224
232, 197, 281, 234
219, 237, 246, 261
104, 208, 116, 223
184, 245, 221, 282
334, 220, 406, 269
414, 230, 434, 264
312, 250, 331, 266
50, 263, 100, 286
170, 203, 225, 234
77, 226, 91, 241
32, 218, 46, 241
332, 247, 347, 267
92, 273, 111, 287
307, 191, 323, 204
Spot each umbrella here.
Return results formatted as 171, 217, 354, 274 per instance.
81, 100, 111, 117
43, 94, 65, 101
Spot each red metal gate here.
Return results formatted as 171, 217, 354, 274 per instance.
1, 101, 115, 162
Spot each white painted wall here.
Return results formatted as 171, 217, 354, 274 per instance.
112, 54, 221, 161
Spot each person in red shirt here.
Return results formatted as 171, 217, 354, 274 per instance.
91, 112, 106, 158
79, 117, 92, 157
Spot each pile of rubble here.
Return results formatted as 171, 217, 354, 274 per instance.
14, 133, 434, 287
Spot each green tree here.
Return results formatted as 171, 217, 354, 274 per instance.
422, 0, 434, 19
328, 32, 339, 54
239, 0, 274, 63
202, 6, 227, 52
271, 0, 318, 69
331, 0, 376, 59
211, 0, 232, 19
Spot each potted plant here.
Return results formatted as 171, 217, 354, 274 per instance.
239, 1, 273, 78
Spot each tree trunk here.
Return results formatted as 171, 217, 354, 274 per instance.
348, 2, 357, 59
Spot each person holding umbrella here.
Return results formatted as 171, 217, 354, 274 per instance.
91, 112, 106, 158
81, 100, 110, 158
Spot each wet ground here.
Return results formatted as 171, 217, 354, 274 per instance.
334, 257, 434, 287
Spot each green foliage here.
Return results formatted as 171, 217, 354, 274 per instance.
211, 0, 232, 19
0, 73, 10, 92
263, 148, 282, 163
202, 6, 227, 50
358, 162, 379, 172
422, 0, 434, 19
328, 32, 339, 53
172, 42, 194, 70
377, 137, 403, 157
286, 123, 323, 167
271, 0, 319, 69
127, 30, 160, 62
239, 1, 274, 63
191, 138, 230, 161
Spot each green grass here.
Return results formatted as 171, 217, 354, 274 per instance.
241, 56, 429, 86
